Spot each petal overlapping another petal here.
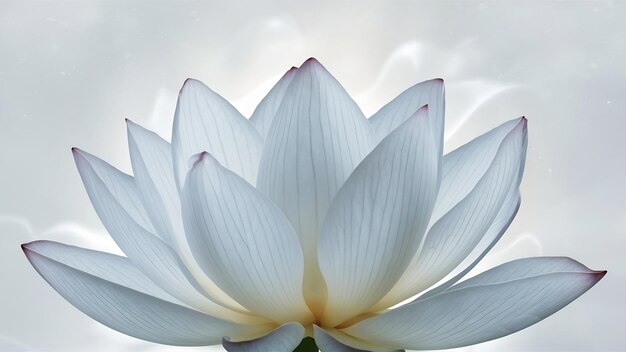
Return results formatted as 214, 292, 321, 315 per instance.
256, 58, 374, 309
249, 67, 298, 139
368, 78, 445, 155
73, 148, 254, 322
127, 121, 243, 310
374, 118, 527, 309
22, 241, 272, 346
344, 257, 605, 350
21, 58, 605, 350
172, 79, 263, 188
319, 106, 439, 326
182, 152, 311, 324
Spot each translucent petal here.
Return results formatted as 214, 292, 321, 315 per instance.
127, 121, 244, 311
172, 79, 263, 188
319, 106, 439, 326
369, 78, 445, 154
73, 148, 255, 322
182, 152, 311, 323
23, 243, 272, 346
256, 58, 374, 307
249, 67, 297, 138
22, 240, 177, 304
344, 257, 605, 350
374, 118, 527, 309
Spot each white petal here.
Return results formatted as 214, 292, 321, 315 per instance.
256, 58, 374, 306
22, 240, 177, 304
431, 118, 524, 221
318, 106, 439, 326
445, 256, 601, 290
182, 152, 311, 323
127, 119, 182, 242
71, 147, 155, 235
249, 67, 297, 138
73, 149, 254, 322
223, 323, 304, 352
344, 257, 606, 350
374, 118, 527, 309
369, 78, 444, 153
313, 326, 402, 352
418, 190, 521, 300
172, 78, 263, 188
23, 243, 271, 346
127, 121, 244, 311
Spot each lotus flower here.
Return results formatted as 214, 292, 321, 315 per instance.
22, 58, 605, 351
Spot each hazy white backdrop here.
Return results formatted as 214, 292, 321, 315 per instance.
1, 1, 624, 351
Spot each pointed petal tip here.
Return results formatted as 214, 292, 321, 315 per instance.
575, 267, 606, 286
21, 239, 50, 251
70, 147, 92, 162
21, 240, 42, 257
593, 270, 607, 280
70, 147, 84, 164
180, 78, 204, 94
300, 57, 325, 71
70, 147, 86, 157
305, 57, 319, 64
125, 118, 138, 130
510, 116, 528, 133
410, 104, 429, 119
188, 151, 217, 170
183, 77, 200, 85
280, 66, 299, 78
124, 118, 141, 132
519, 116, 527, 125
21, 243, 34, 260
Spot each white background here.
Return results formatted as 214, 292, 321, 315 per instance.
1, 1, 624, 351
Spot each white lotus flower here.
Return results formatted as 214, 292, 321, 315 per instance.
22, 58, 605, 352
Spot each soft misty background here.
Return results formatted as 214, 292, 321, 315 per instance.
0, 1, 624, 351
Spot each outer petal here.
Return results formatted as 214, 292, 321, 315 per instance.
417, 190, 521, 300
256, 58, 374, 307
172, 78, 263, 188
368, 78, 444, 153
22, 240, 177, 304
313, 326, 402, 352
249, 67, 297, 138
374, 118, 527, 309
318, 106, 439, 326
127, 120, 244, 311
223, 323, 304, 352
431, 118, 524, 222
182, 152, 311, 323
22, 243, 271, 346
344, 257, 606, 350
73, 149, 255, 322
70, 147, 155, 235
127, 119, 182, 244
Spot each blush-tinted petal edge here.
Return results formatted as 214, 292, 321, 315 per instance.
22, 243, 272, 346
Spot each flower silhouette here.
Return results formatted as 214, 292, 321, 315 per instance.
23, 58, 605, 351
